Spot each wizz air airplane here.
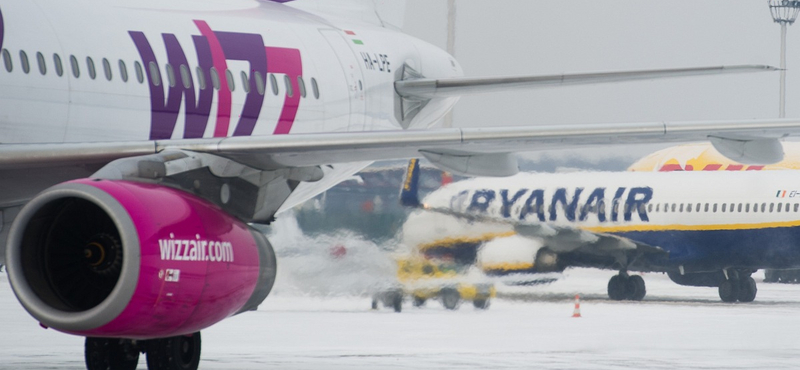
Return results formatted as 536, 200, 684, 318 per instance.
1, 0, 799, 369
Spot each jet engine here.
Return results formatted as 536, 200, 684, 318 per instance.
5, 179, 276, 339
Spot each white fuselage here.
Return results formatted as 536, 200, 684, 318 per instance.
0, 0, 462, 207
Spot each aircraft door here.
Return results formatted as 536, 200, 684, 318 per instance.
319, 30, 366, 131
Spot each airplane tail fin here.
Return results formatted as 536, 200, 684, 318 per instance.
399, 159, 421, 208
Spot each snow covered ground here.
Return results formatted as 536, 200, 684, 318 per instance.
3, 267, 800, 369
3, 215, 800, 369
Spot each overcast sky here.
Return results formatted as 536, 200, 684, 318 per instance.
401, 1, 795, 163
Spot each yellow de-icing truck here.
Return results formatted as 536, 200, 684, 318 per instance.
372, 253, 495, 313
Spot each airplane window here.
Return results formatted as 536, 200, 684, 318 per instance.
102, 58, 112, 81
119, 60, 128, 82
795, 203, 799, 212
36, 52, 46, 75
284, 75, 293, 97
770, 203, 775, 213
180, 64, 191, 89
254, 71, 265, 95
679, 204, 684, 212
761, 203, 767, 212
671, 204, 676, 212
20, 50, 30, 74
148, 61, 161, 86
70, 55, 79, 78
598, 201, 606, 216
165, 64, 176, 88
647, 204, 653, 213
737, 203, 742, 213
777, 203, 783, 212
655, 204, 660, 212
311, 77, 320, 99
270, 73, 279, 95
226, 69, 235, 91
712, 204, 717, 213
696, 203, 701, 212
686, 203, 692, 212
721, 204, 727, 212
240, 71, 250, 93
86, 57, 96, 79
53, 54, 63, 77
639, 204, 646, 213
196, 67, 206, 90
730, 203, 735, 212
663, 203, 669, 213
210, 67, 220, 90
358, 79, 363, 91
704, 203, 709, 212
298, 76, 306, 98
134, 61, 144, 83
2, 49, 11, 72
746, 203, 750, 212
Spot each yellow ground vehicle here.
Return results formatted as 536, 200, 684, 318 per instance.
372, 256, 495, 312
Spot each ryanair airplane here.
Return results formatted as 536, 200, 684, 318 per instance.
400, 158, 800, 303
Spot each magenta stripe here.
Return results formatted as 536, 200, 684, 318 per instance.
266, 47, 302, 135
194, 20, 231, 138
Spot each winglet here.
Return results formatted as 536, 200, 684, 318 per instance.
400, 159, 421, 208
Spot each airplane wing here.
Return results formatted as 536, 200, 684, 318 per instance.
416, 201, 667, 273
1, 117, 797, 175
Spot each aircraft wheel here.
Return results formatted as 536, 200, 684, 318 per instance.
718, 280, 739, 303
737, 277, 757, 303
146, 332, 201, 370
473, 299, 490, 310
627, 275, 646, 301
85, 337, 140, 370
441, 288, 461, 310
371, 298, 378, 310
392, 294, 403, 313
607, 275, 628, 301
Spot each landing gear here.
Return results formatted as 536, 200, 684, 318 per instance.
719, 271, 757, 303
84, 332, 202, 370
146, 332, 202, 370
85, 337, 139, 370
607, 272, 646, 301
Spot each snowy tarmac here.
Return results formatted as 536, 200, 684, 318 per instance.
3, 268, 800, 369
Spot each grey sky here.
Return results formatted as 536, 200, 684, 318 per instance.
402, 1, 794, 163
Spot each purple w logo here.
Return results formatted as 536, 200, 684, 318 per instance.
130, 20, 302, 140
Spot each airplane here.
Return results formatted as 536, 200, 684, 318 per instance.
1, 0, 800, 369
400, 157, 800, 304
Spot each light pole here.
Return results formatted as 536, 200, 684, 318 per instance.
769, 0, 800, 118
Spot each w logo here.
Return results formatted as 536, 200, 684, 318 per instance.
130, 20, 302, 140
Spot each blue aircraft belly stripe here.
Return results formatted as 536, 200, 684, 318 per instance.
615, 226, 800, 270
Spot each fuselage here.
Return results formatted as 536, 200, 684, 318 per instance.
417, 170, 800, 273
0, 0, 461, 207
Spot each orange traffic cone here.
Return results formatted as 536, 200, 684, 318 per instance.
572, 294, 581, 318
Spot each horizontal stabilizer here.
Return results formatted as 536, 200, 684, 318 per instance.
395, 65, 777, 99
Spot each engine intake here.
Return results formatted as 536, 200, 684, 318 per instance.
6, 179, 276, 339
